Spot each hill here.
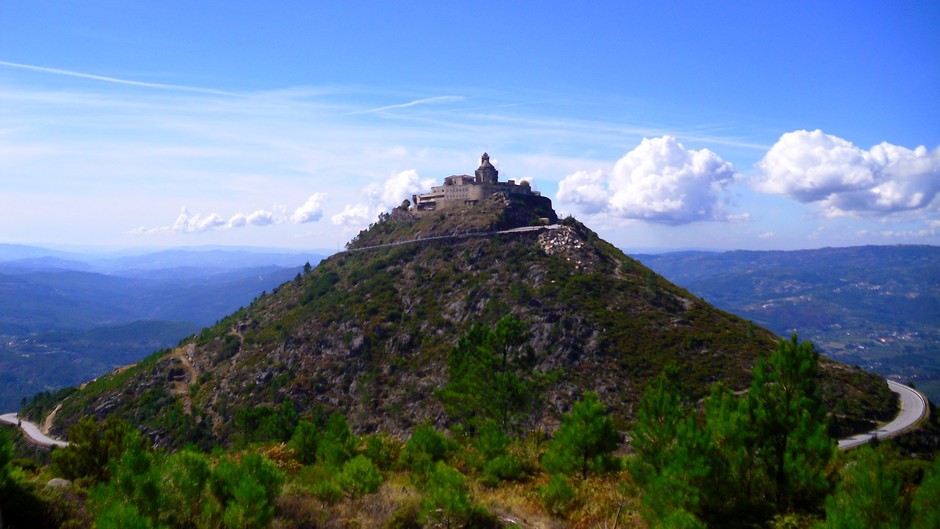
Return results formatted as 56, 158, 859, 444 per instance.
41, 194, 895, 446
635, 246, 940, 401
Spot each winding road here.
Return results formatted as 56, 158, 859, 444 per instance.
0, 412, 69, 447
838, 380, 929, 450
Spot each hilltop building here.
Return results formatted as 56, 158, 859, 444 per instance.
412, 153, 547, 211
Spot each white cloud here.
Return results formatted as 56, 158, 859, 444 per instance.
332, 169, 434, 232
557, 170, 608, 213
246, 209, 276, 226
331, 203, 372, 227
291, 193, 326, 224
755, 130, 940, 217
350, 95, 464, 115
136, 205, 284, 234
365, 169, 435, 210
557, 136, 737, 224
0, 60, 239, 96
173, 208, 227, 233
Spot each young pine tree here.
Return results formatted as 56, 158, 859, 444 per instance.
745, 335, 834, 511
818, 446, 910, 529
543, 392, 619, 479
440, 315, 537, 434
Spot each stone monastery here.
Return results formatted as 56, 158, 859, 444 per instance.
412, 153, 548, 211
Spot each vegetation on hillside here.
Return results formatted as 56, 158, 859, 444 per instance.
6, 200, 920, 527
0, 334, 936, 528
41, 200, 894, 447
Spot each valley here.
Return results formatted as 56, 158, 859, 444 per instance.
0, 245, 322, 411
636, 246, 940, 403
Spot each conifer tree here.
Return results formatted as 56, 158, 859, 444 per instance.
631, 367, 684, 476
745, 335, 834, 510
818, 446, 907, 529
630, 371, 712, 526
53, 415, 134, 482
543, 392, 619, 479
440, 315, 537, 433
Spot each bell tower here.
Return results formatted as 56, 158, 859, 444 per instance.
475, 152, 499, 184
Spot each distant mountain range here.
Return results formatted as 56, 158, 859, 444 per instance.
0, 245, 326, 410
636, 245, 940, 402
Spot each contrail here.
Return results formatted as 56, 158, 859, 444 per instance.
0, 60, 240, 96
349, 95, 464, 115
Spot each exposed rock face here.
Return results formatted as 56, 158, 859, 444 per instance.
49, 198, 896, 445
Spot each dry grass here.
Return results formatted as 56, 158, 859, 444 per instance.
469, 469, 647, 529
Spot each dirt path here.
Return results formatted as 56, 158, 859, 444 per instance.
168, 343, 198, 415
40, 403, 62, 435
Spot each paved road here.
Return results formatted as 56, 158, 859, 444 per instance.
838, 380, 929, 450
0, 412, 69, 447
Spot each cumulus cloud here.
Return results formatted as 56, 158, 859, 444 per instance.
291, 193, 326, 224
173, 208, 227, 233
557, 170, 608, 213
331, 203, 373, 227
230, 209, 277, 228
332, 169, 434, 231
755, 130, 940, 217
557, 136, 737, 224
365, 169, 435, 209
135, 205, 286, 234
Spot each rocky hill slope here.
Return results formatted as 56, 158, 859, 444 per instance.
42, 194, 895, 445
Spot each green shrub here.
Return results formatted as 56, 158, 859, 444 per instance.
385, 502, 422, 529
309, 477, 343, 505
421, 463, 473, 526
315, 413, 355, 468
481, 453, 525, 487
53, 416, 134, 482
474, 425, 510, 460
210, 453, 284, 528
403, 424, 453, 474
913, 454, 940, 529
540, 473, 576, 515
289, 420, 319, 465
363, 433, 400, 470
339, 455, 383, 497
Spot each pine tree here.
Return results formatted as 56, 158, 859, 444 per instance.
631, 367, 684, 476
543, 392, 619, 479
819, 446, 907, 529
440, 315, 537, 433
630, 373, 712, 526
745, 335, 834, 511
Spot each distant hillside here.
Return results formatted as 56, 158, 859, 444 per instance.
46, 196, 894, 447
0, 247, 325, 411
636, 245, 940, 401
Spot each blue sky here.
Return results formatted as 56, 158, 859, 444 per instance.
1, 1, 938, 252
